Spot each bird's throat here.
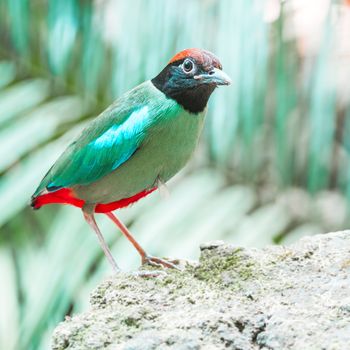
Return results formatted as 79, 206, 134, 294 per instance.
151, 66, 216, 114
167, 85, 216, 114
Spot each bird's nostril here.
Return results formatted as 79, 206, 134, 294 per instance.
209, 71, 215, 75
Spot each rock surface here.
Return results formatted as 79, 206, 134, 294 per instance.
52, 231, 350, 350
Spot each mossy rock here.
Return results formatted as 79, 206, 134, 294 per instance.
52, 231, 350, 350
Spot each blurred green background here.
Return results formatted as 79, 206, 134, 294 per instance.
1, 0, 350, 348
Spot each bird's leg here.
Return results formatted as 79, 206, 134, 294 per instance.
83, 211, 120, 273
105, 212, 146, 257
105, 212, 179, 269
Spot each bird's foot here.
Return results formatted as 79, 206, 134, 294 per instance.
142, 255, 181, 270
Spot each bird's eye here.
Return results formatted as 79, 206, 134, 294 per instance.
182, 59, 195, 73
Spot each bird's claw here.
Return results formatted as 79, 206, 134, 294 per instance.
142, 255, 181, 270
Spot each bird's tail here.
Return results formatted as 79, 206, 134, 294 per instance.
31, 193, 43, 210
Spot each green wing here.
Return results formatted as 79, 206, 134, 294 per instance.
34, 86, 154, 195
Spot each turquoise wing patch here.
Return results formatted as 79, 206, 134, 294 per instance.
46, 105, 151, 190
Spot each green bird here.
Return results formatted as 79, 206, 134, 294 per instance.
31, 48, 231, 272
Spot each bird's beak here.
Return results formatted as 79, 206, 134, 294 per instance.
194, 67, 232, 86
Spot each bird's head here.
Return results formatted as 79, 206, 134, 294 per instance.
152, 48, 231, 114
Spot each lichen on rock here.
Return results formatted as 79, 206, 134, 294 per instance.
52, 231, 350, 350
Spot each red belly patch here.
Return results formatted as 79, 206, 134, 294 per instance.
32, 187, 156, 213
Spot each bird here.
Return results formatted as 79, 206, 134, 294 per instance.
31, 48, 231, 272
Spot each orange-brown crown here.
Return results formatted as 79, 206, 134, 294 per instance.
168, 48, 222, 70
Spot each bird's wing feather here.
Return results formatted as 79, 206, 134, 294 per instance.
34, 85, 155, 195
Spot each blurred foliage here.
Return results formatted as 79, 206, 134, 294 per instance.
1, 0, 350, 349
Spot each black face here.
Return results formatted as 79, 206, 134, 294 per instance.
151, 56, 231, 114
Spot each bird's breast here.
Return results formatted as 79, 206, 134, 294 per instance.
148, 108, 206, 179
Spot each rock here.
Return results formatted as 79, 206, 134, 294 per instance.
52, 231, 350, 350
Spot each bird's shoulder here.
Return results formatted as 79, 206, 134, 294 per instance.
75, 82, 144, 143
74, 80, 178, 147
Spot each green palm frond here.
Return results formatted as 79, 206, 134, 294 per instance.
1, 1, 349, 349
